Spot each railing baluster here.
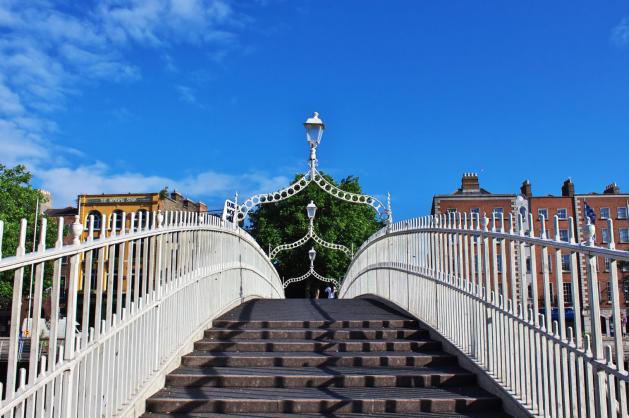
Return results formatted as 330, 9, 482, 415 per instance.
607, 219, 628, 417
6, 219, 27, 401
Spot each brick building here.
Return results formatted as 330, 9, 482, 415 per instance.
432, 173, 629, 335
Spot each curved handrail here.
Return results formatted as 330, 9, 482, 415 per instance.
341, 212, 629, 418
0, 211, 283, 417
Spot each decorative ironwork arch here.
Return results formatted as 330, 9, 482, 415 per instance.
230, 169, 392, 225
270, 217, 352, 259
283, 266, 340, 289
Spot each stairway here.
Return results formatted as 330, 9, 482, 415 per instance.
142, 299, 510, 417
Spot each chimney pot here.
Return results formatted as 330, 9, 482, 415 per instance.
604, 182, 620, 194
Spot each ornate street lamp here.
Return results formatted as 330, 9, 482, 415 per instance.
304, 112, 324, 147
225, 112, 392, 228
305, 112, 325, 176
306, 201, 317, 220
308, 247, 317, 264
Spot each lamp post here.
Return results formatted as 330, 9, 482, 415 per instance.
304, 112, 324, 177
308, 247, 316, 264
306, 201, 317, 220
228, 112, 390, 226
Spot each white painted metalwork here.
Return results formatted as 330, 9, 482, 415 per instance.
270, 201, 352, 259
283, 248, 340, 289
340, 212, 629, 418
228, 113, 392, 225
0, 211, 282, 417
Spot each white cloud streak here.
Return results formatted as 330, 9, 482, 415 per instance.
612, 17, 629, 46
36, 163, 289, 208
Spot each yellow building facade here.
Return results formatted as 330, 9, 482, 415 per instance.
76, 191, 207, 293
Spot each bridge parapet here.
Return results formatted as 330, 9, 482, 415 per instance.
341, 213, 629, 418
0, 211, 282, 417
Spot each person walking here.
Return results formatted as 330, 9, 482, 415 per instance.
324, 285, 335, 299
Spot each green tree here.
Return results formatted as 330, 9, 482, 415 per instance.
247, 172, 383, 297
0, 164, 58, 308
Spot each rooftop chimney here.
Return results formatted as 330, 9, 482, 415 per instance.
171, 190, 184, 201
604, 182, 620, 195
460, 172, 480, 193
561, 178, 574, 197
520, 179, 532, 197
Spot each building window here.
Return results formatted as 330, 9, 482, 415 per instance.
493, 208, 503, 217
563, 283, 573, 306
61, 256, 68, 265
561, 254, 571, 271
109, 209, 124, 231
470, 208, 480, 215
559, 229, 569, 242
526, 257, 531, 274
557, 208, 567, 219
88, 210, 102, 230
618, 207, 628, 220
604, 257, 611, 272
620, 228, 629, 243
496, 255, 502, 273
538, 208, 548, 220
601, 228, 610, 244
600, 208, 610, 220
607, 281, 613, 303
137, 209, 150, 229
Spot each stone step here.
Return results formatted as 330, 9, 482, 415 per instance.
181, 351, 456, 368
142, 412, 510, 418
165, 366, 475, 388
212, 320, 420, 329
145, 386, 502, 414
193, 339, 441, 353
204, 328, 429, 341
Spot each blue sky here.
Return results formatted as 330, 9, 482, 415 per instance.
1, 1, 628, 220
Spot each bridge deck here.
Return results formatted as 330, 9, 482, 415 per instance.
143, 299, 511, 418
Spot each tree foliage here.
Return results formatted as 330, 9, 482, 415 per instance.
247, 172, 383, 297
0, 164, 58, 308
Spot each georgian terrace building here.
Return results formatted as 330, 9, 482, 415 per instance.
432, 173, 629, 336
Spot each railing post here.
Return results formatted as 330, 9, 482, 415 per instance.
583, 219, 608, 418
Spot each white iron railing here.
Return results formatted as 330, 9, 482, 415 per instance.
0, 211, 282, 417
340, 213, 629, 418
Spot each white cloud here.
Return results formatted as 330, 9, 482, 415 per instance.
97, 0, 238, 47
176, 84, 197, 103
0, 0, 255, 206
36, 163, 290, 208
612, 17, 629, 46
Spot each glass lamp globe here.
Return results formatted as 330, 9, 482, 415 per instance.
304, 112, 324, 146
306, 201, 317, 220
308, 247, 317, 263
